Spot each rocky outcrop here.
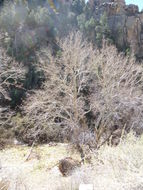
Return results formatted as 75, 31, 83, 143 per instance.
90, 0, 143, 58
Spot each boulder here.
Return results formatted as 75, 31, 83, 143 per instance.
59, 157, 81, 176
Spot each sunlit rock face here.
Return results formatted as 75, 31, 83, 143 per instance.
89, 0, 125, 6
89, 0, 143, 58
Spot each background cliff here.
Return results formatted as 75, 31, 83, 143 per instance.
0, 0, 143, 58
89, 0, 143, 58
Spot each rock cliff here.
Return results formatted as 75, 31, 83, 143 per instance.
0, 0, 143, 58
89, 0, 143, 58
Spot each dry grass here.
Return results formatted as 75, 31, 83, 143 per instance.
0, 133, 143, 190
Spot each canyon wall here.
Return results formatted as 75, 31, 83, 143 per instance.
89, 0, 143, 58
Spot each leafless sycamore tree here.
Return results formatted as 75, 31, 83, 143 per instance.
23, 33, 143, 149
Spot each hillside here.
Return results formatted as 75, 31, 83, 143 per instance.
0, 1, 143, 189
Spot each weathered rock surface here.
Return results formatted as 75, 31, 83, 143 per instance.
90, 0, 143, 58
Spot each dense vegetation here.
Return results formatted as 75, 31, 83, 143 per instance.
0, 0, 143, 157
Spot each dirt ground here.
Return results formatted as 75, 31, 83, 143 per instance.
0, 133, 143, 190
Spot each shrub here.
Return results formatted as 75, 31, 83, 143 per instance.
95, 12, 112, 47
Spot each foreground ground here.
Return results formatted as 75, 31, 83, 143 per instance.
0, 133, 143, 190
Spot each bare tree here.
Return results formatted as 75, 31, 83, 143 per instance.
0, 43, 26, 127
23, 33, 143, 152
24, 32, 97, 147
91, 43, 143, 145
